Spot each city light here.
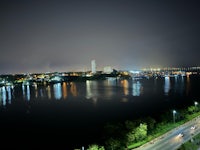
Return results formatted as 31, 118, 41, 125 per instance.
173, 110, 176, 123
194, 101, 198, 106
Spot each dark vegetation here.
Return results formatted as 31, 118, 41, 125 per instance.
87, 104, 200, 150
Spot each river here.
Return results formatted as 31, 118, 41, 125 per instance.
0, 75, 199, 149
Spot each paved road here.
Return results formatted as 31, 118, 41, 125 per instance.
133, 116, 200, 150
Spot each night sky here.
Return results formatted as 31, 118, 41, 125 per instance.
1, 0, 200, 74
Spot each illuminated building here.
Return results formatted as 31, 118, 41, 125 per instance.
103, 66, 112, 74
91, 60, 96, 74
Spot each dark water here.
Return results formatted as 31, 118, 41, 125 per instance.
0, 75, 200, 149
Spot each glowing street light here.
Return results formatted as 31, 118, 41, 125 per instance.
173, 110, 176, 123
194, 101, 198, 107
194, 101, 198, 111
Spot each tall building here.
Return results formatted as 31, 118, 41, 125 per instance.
91, 60, 96, 74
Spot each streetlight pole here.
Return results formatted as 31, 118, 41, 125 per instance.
194, 101, 198, 111
173, 110, 176, 123
194, 101, 198, 107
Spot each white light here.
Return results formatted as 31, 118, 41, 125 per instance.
130, 70, 140, 74
53, 83, 62, 100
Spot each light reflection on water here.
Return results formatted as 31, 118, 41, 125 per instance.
121, 80, 129, 96
186, 75, 190, 95
0, 76, 191, 107
27, 85, 30, 101
0, 86, 6, 106
86, 80, 98, 104
62, 82, 67, 99
47, 85, 51, 99
70, 82, 78, 97
164, 76, 170, 95
6, 86, 12, 103
120, 80, 142, 96
132, 81, 142, 96
53, 83, 62, 100
103, 79, 115, 98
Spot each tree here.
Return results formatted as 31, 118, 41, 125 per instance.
103, 122, 126, 140
134, 123, 148, 142
144, 117, 156, 132
125, 120, 136, 131
126, 123, 148, 145
178, 109, 187, 121
160, 111, 172, 123
87, 144, 105, 150
105, 138, 122, 150
188, 106, 196, 114
127, 129, 136, 145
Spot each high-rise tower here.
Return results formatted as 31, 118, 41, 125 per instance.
91, 60, 96, 74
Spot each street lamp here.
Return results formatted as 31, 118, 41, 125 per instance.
194, 101, 198, 111
173, 110, 176, 123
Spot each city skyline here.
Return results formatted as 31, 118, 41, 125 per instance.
1, 0, 200, 74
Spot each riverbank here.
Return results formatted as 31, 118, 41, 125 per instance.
128, 107, 200, 149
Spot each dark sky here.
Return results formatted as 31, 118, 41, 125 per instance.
1, 0, 200, 74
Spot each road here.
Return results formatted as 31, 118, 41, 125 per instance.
133, 116, 200, 150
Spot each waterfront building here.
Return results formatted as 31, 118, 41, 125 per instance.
91, 60, 96, 74
103, 66, 112, 74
